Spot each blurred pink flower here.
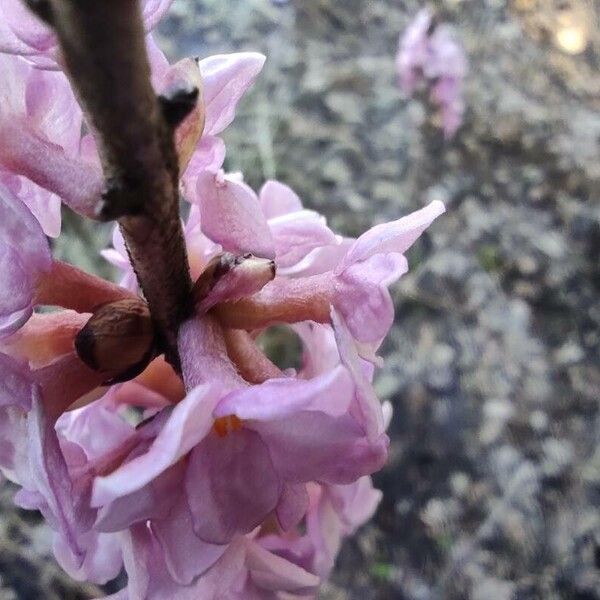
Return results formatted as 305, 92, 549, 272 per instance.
397, 8, 468, 138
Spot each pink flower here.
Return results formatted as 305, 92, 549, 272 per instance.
90, 315, 386, 546
261, 476, 383, 580
0, 354, 123, 583
0, 184, 51, 335
213, 197, 445, 346
0, 170, 442, 597
111, 527, 319, 599
0, 180, 134, 338
396, 8, 467, 138
0, 0, 174, 69
0, 52, 86, 235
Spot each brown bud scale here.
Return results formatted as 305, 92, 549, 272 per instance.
75, 298, 155, 380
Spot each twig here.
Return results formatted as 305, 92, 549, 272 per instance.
29, 0, 195, 367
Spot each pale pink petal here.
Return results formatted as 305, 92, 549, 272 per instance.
334, 253, 408, 343
251, 412, 389, 485
146, 34, 171, 88
56, 401, 134, 461
0, 0, 55, 52
0, 353, 32, 475
336, 200, 445, 274
0, 185, 51, 336
0, 53, 26, 117
0, 10, 36, 55
276, 483, 309, 531
259, 180, 303, 219
194, 170, 275, 259
183, 135, 226, 183
279, 237, 352, 278
332, 308, 385, 439
329, 476, 382, 532
25, 68, 82, 155
293, 322, 340, 378
91, 384, 221, 506
120, 525, 247, 600
53, 530, 122, 585
141, 0, 175, 31
214, 365, 353, 421
6, 175, 62, 237
199, 52, 265, 136
0, 121, 102, 217
26, 394, 95, 568
306, 486, 342, 578
95, 462, 184, 533
245, 539, 320, 594
152, 493, 227, 584
0, 0, 170, 67
185, 429, 280, 544
0, 352, 32, 409
269, 210, 337, 269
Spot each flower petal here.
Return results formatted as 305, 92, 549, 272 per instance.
334, 253, 408, 343
276, 483, 309, 531
214, 365, 353, 421
26, 393, 95, 568
0, 0, 55, 53
141, 0, 175, 31
0, 185, 51, 336
91, 384, 221, 506
182, 135, 226, 187
194, 170, 275, 259
259, 180, 303, 219
199, 52, 265, 136
0, 352, 32, 409
251, 412, 389, 485
152, 493, 227, 585
332, 308, 385, 439
269, 210, 337, 269
245, 538, 320, 594
335, 200, 445, 274
185, 428, 280, 544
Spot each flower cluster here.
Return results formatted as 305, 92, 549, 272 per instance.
396, 8, 468, 138
0, 1, 444, 597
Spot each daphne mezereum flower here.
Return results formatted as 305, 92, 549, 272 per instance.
0, 0, 173, 68
0, 3, 446, 597
396, 8, 467, 138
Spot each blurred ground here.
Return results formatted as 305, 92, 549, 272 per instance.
2, 0, 600, 598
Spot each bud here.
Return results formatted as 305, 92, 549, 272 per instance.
193, 252, 276, 312
159, 57, 205, 171
75, 298, 155, 381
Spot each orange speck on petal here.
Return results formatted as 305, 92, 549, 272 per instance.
213, 415, 243, 438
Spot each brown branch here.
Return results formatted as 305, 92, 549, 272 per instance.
31, 0, 194, 367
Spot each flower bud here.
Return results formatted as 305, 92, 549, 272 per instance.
193, 252, 276, 312
75, 298, 155, 381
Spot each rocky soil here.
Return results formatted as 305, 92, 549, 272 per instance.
2, 0, 600, 598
